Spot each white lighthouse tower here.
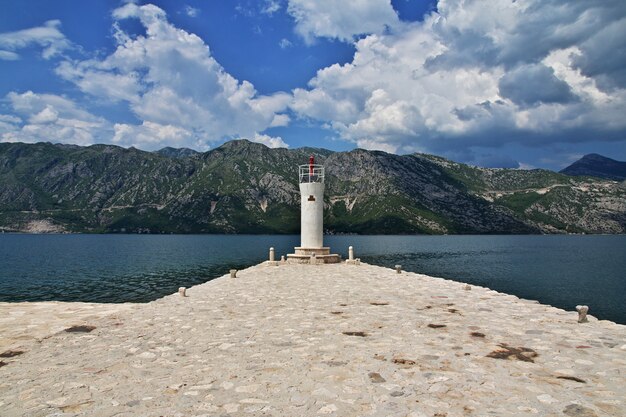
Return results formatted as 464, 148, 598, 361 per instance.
287, 156, 340, 264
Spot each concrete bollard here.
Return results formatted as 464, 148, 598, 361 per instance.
269, 247, 275, 262
310, 253, 317, 265
280, 255, 285, 263
395, 265, 402, 274
346, 247, 359, 265
178, 287, 187, 297
576, 305, 589, 323
230, 269, 237, 278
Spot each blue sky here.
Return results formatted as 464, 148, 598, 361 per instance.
0, 0, 625, 170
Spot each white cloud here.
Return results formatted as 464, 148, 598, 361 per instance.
0, 19, 70, 60
543, 47, 611, 105
250, 132, 289, 148
113, 121, 192, 148
0, 114, 21, 124
262, 0, 281, 16
0, 50, 19, 60
270, 114, 290, 127
54, 2, 290, 150
4, 0, 623, 160
286, 0, 399, 44
56, 60, 141, 103
0, 114, 21, 137
1, 91, 107, 145
184, 5, 199, 18
28, 106, 59, 124
290, 0, 626, 154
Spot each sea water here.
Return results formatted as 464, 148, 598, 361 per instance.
0, 234, 624, 324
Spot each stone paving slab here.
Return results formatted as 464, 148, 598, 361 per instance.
0, 262, 624, 416
0, 302, 139, 352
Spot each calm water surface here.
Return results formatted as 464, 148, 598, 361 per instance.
0, 234, 624, 324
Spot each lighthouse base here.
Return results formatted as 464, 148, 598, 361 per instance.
287, 247, 342, 264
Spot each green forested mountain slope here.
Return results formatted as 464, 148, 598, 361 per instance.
1, 140, 624, 234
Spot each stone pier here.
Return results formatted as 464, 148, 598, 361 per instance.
0, 263, 624, 416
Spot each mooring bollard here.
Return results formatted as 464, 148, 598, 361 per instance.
230, 269, 237, 278
310, 253, 317, 265
576, 305, 589, 323
269, 247, 275, 262
395, 265, 402, 274
178, 287, 186, 297
280, 255, 285, 263
346, 246, 359, 265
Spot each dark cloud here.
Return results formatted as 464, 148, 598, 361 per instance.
494, 2, 592, 67
425, 28, 499, 71
428, 1, 626, 71
573, 19, 626, 91
498, 64, 576, 107
452, 100, 507, 123
426, 123, 626, 158
475, 154, 520, 169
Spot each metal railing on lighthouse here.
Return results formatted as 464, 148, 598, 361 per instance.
299, 164, 324, 183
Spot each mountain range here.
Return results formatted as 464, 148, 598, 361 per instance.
1, 140, 624, 234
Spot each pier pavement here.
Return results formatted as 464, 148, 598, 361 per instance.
0, 262, 624, 416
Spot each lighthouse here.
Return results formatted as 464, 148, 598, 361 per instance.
287, 156, 341, 264
300, 155, 324, 248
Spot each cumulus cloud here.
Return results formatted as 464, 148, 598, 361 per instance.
113, 121, 192, 148
3, 0, 624, 162
286, 0, 399, 44
498, 64, 576, 107
0, 19, 71, 60
290, 0, 626, 154
572, 17, 626, 91
426, 1, 625, 71
250, 132, 289, 148
0, 114, 22, 138
1, 91, 107, 145
55, 2, 290, 150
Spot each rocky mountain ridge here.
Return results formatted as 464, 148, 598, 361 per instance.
560, 153, 626, 181
1, 140, 624, 234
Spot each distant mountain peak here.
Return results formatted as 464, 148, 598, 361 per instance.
217, 138, 260, 148
560, 153, 626, 181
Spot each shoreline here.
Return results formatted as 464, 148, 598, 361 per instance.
1, 262, 624, 416
0, 265, 622, 327
1, 273, 624, 326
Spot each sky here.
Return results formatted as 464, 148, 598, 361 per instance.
0, 0, 625, 171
